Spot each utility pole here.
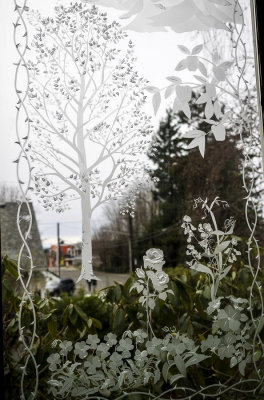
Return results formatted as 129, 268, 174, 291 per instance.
128, 214, 134, 272
57, 222, 61, 277
251, 0, 264, 174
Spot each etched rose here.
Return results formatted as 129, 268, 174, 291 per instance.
135, 268, 145, 278
143, 248, 165, 271
156, 271, 169, 285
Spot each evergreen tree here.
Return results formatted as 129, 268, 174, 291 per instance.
138, 95, 261, 266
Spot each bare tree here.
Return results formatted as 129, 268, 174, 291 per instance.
27, 4, 152, 281
0, 183, 22, 203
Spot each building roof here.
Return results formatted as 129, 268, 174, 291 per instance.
0, 202, 47, 269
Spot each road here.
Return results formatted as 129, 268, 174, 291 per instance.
50, 267, 130, 293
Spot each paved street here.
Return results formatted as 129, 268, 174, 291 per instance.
49, 267, 130, 293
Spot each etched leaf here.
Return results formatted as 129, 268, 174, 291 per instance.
213, 66, 226, 81
145, 86, 159, 93
219, 61, 233, 69
214, 101, 222, 119
187, 136, 206, 158
194, 75, 207, 83
166, 76, 182, 84
182, 103, 191, 119
152, 91, 161, 115
214, 241, 230, 254
185, 354, 209, 367
148, 298, 156, 309
205, 100, 214, 119
192, 44, 203, 55
159, 292, 167, 301
191, 263, 214, 280
178, 45, 190, 55
176, 85, 192, 103
162, 362, 169, 382
212, 124, 226, 141
198, 61, 208, 76
238, 359, 247, 376
196, 93, 209, 104
165, 85, 175, 98
174, 355, 186, 376
175, 59, 187, 71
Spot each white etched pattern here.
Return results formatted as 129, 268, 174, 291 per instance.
14, 1, 39, 399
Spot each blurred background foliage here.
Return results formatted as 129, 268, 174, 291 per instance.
93, 94, 264, 273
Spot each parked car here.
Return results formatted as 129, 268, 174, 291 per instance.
45, 277, 75, 296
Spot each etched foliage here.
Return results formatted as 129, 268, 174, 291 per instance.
47, 249, 210, 398
26, 4, 153, 281
146, 42, 236, 157
47, 225, 262, 397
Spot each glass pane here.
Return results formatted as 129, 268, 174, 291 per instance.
2, 1, 263, 399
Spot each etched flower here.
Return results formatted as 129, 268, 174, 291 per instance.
201, 334, 221, 353
109, 351, 123, 369
133, 329, 148, 344
104, 332, 117, 347
86, 334, 100, 350
147, 270, 169, 293
84, 355, 101, 374
59, 340, 73, 356
116, 338, 134, 353
74, 341, 89, 359
47, 353, 61, 371
143, 248, 165, 271
135, 268, 145, 278
96, 342, 110, 359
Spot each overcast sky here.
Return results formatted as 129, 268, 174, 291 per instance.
0, 0, 256, 247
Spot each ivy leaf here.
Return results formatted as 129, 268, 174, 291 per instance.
152, 91, 161, 115
113, 308, 125, 335
74, 305, 88, 322
47, 318, 57, 336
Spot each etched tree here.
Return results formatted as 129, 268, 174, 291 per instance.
26, 4, 152, 281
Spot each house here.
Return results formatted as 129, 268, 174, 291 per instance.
0, 202, 47, 269
48, 242, 82, 267
48, 242, 101, 268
